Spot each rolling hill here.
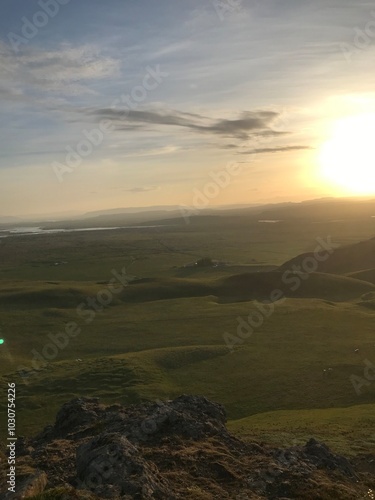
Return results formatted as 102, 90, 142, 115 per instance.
2, 208, 375, 478
279, 235, 375, 275
1, 270, 372, 311
348, 268, 375, 285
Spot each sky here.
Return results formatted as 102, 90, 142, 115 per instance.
1, 0, 375, 217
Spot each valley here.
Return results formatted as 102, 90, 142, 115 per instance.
1, 200, 375, 461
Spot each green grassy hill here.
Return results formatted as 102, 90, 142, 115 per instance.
1, 293, 375, 451
0, 270, 373, 311
217, 271, 375, 301
228, 403, 375, 456
1, 215, 375, 458
279, 236, 375, 275
348, 268, 375, 285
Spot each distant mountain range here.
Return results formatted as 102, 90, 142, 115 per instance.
81, 205, 188, 218
0, 216, 23, 224
1, 197, 374, 229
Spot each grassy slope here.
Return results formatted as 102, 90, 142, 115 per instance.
279, 235, 375, 275
1, 215, 375, 455
228, 404, 375, 456
1, 268, 373, 311
1, 295, 375, 451
348, 268, 375, 285
1, 215, 374, 281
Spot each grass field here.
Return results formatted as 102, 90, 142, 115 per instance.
1, 210, 375, 456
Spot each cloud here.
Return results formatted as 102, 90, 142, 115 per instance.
124, 186, 160, 193
0, 41, 120, 99
221, 143, 240, 149
0, 86, 23, 100
147, 40, 194, 60
89, 108, 284, 140
239, 145, 312, 155
123, 146, 180, 157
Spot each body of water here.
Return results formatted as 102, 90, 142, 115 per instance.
0, 225, 170, 238
258, 220, 281, 223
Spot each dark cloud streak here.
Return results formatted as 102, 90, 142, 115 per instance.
239, 145, 312, 155
89, 108, 284, 140
124, 186, 159, 193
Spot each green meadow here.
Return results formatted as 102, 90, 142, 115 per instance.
1, 210, 375, 456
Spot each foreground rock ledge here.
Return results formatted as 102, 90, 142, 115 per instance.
1, 395, 374, 499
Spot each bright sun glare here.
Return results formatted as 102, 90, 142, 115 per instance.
318, 114, 375, 195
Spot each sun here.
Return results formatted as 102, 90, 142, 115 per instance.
318, 114, 375, 195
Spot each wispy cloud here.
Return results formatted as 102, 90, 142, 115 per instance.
239, 145, 312, 155
1, 0, 369, 215
122, 146, 181, 157
89, 108, 284, 140
0, 41, 120, 99
124, 186, 160, 193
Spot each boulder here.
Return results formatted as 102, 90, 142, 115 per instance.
76, 433, 170, 499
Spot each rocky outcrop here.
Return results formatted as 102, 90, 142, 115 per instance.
76, 433, 170, 499
1, 395, 374, 499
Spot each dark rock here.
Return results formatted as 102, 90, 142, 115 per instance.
53, 397, 104, 439
76, 433, 170, 499
1, 396, 372, 499
125, 395, 227, 443
303, 438, 358, 478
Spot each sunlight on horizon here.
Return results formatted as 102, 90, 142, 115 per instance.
318, 113, 375, 196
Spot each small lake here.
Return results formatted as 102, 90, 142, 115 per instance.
0, 225, 171, 238
258, 220, 281, 223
